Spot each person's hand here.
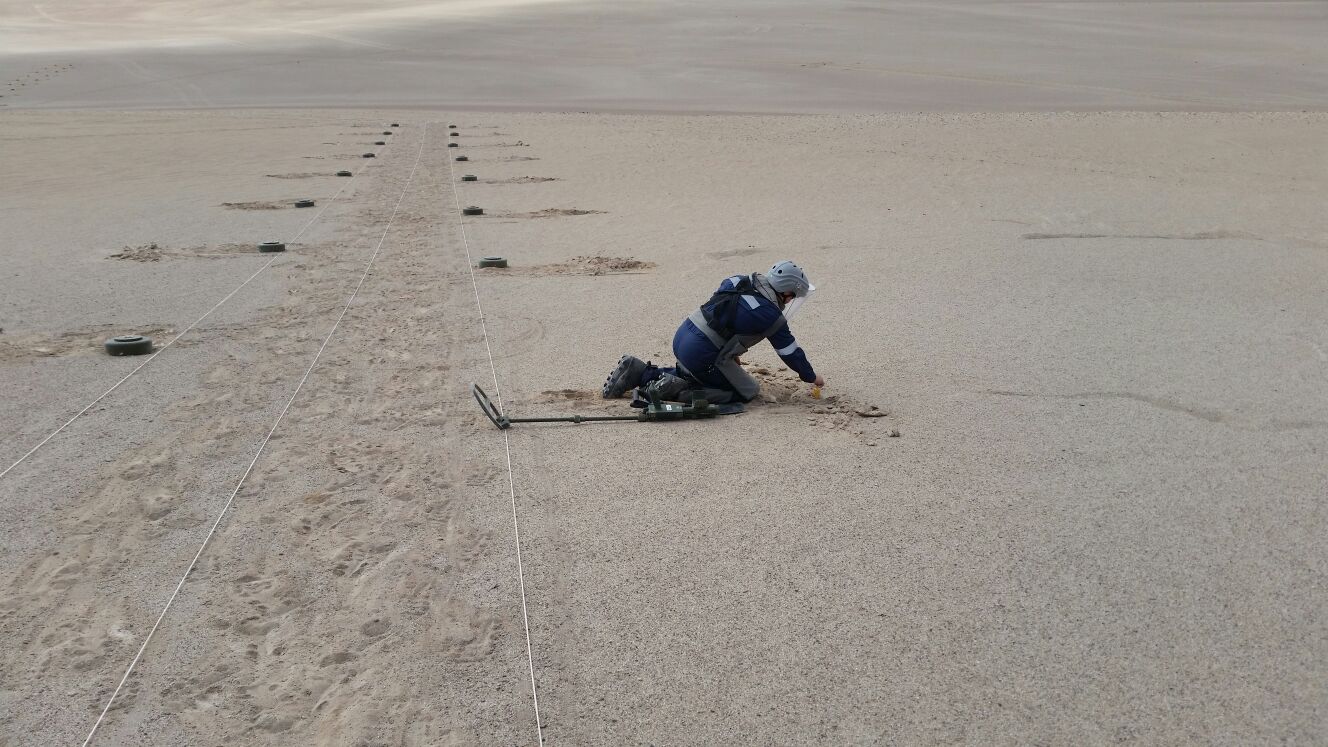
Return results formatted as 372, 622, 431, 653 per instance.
813, 374, 826, 387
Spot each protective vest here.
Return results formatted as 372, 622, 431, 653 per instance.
687, 274, 788, 362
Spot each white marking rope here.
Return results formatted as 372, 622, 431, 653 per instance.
1, 132, 378, 482
445, 142, 546, 746
80, 125, 429, 746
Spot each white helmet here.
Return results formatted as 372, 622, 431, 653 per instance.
767, 260, 815, 318
768, 260, 812, 297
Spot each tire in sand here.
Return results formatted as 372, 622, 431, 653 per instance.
374, 140, 385, 145
478, 256, 507, 268
104, 335, 153, 356
294, 199, 315, 208
363, 153, 375, 158
462, 206, 484, 216
461, 174, 477, 182
336, 170, 352, 177
448, 143, 458, 148
259, 241, 286, 252
455, 156, 468, 162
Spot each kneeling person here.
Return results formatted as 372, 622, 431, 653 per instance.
602, 260, 824, 404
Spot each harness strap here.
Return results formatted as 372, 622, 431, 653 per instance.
690, 275, 788, 354
696, 276, 752, 342
688, 309, 727, 348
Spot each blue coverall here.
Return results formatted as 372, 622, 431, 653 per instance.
641, 275, 817, 402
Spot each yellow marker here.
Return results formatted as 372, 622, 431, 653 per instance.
811, 386, 822, 399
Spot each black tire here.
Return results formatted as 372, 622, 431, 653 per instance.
478, 256, 507, 268
448, 143, 458, 148
455, 156, 468, 162
374, 140, 385, 145
391, 123, 400, 127
336, 170, 352, 177
462, 206, 484, 216
104, 335, 153, 356
450, 132, 460, 137
461, 174, 477, 181
294, 199, 315, 208
363, 153, 375, 158
259, 241, 286, 252
382, 131, 392, 135
448, 124, 457, 129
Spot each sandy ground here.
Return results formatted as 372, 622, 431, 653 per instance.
2, 108, 1325, 745
1, 2, 1327, 745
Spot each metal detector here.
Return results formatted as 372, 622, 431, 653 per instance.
472, 383, 744, 430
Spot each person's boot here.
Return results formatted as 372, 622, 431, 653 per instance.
601, 355, 648, 398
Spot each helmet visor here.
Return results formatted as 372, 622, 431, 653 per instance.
783, 283, 815, 320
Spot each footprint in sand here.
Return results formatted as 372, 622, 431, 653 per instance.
540, 388, 594, 401
318, 651, 356, 667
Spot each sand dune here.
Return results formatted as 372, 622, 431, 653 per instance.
0, 0, 597, 52
2, 1, 1325, 112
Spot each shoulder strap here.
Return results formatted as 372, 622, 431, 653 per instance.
699, 275, 756, 341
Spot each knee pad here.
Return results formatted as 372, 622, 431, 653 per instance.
646, 372, 692, 402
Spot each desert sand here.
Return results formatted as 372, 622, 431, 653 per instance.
2, 2, 1326, 746
3, 0, 1327, 112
